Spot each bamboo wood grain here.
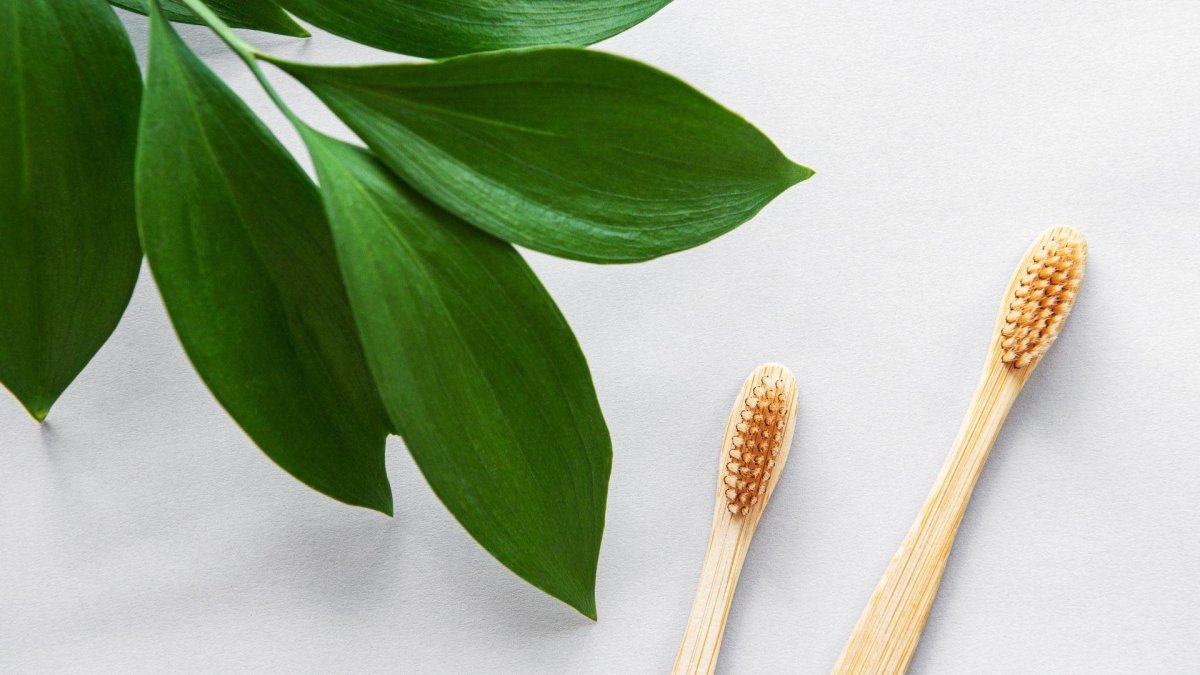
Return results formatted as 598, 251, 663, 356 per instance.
673, 363, 799, 675
832, 226, 1087, 675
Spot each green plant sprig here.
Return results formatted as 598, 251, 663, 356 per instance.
1, 0, 811, 617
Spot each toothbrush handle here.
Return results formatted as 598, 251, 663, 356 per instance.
673, 513, 755, 675
832, 361, 1025, 675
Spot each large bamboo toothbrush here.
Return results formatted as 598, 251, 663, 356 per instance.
674, 363, 799, 675
832, 226, 1087, 675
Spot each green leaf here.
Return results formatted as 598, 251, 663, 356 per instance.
274, 0, 671, 58
0, 0, 142, 421
300, 128, 611, 618
110, 0, 309, 37
269, 48, 812, 263
137, 0, 392, 513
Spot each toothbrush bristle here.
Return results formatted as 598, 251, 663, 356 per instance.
999, 230, 1087, 369
723, 374, 791, 516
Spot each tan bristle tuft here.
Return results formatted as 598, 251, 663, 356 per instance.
999, 228, 1087, 369
723, 374, 791, 516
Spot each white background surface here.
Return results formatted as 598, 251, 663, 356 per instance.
3, 1, 1199, 672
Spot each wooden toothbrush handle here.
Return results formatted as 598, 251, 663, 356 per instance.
832, 361, 1026, 675
674, 363, 799, 674
673, 513, 755, 675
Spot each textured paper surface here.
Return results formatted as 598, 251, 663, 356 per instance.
2, 1, 1198, 672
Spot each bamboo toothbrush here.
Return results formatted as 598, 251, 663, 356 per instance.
674, 363, 799, 675
832, 225, 1088, 675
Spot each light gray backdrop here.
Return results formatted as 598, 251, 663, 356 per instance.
3, 0, 1198, 672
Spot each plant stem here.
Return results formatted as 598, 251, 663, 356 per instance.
175, 0, 308, 131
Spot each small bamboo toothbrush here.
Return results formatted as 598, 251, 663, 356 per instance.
674, 363, 799, 675
832, 225, 1088, 675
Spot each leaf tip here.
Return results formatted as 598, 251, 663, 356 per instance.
787, 162, 815, 186
568, 584, 599, 621
19, 399, 51, 423
330, 484, 393, 517
366, 488, 395, 517
10, 389, 57, 423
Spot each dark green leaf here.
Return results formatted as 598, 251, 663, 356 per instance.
0, 0, 142, 420
275, 0, 670, 58
300, 128, 611, 617
137, 1, 392, 513
110, 0, 308, 37
270, 48, 812, 263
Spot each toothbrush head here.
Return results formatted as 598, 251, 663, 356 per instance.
723, 366, 797, 516
999, 226, 1087, 370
